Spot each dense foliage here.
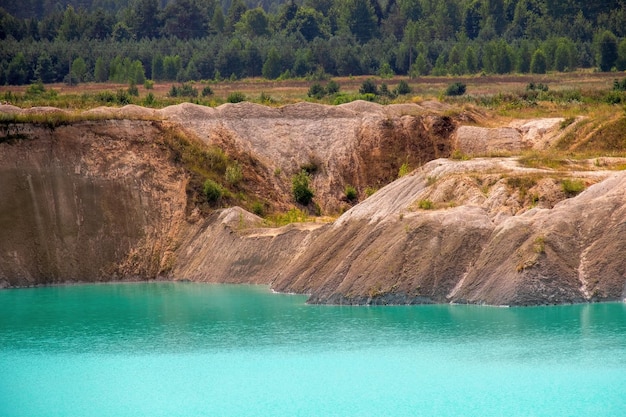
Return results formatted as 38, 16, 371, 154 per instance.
1, 0, 625, 85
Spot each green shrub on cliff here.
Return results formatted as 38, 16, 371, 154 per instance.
344, 185, 357, 202
561, 179, 585, 197
292, 170, 314, 205
225, 163, 243, 186
203, 179, 223, 202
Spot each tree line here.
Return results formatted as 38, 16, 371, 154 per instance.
1, 0, 626, 85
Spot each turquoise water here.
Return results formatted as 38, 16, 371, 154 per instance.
1, 283, 625, 417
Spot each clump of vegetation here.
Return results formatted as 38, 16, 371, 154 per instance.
203, 179, 223, 202
395, 80, 412, 95
144, 92, 155, 106
127, 82, 139, 97
417, 199, 434, 210
292, 170, 314, 205
201, 86, 213, 97
258, 92, 274, 104
308, 80, 340, 100
344, 185, 357, 202
364, 186, 377, 197
326, 80, 340, 95
359, 79, 379, 95
169, 83, 198, 98
225, 163, 243, 186
445, 82, 466, 96
227, 92, 246, 103
251, 201, 265, 217
398, 162, 411, 177
143, 79, 154, 90
518, 152, 567, 169
266, 208, 310, 227
561, 179, 585, 197
506, 176, 538, 200
450, 150, 470, 160
25, 80, 45, 95
307, 83, 326, 99
613, 78, 626, 92
115, 89, 131, 105
526, 82, 549, 92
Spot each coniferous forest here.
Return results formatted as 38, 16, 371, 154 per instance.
0, 0, 625, 85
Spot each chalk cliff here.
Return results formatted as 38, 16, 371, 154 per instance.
1, 102, 624, 305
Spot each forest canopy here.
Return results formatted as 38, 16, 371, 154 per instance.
1, 0, 625, 85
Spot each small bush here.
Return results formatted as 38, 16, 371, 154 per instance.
526, 82, 549, 92
96, 91, 116, 103
418, 199, 434, 210
26, 81, 46, 96
359, 79, 378, 95
380, 83, 394, 97
307, 83, 326, 99
445, 82, 466, 96
344, 185, 357, 202
225, 163, 243, 186
251, 201, 265, 217
201, 86, 213, 97
203, 179, 223, 202
395, 80, 412, 95
561, 179, 585, 197
398, 162, 411, 177
227, 91, 246, 103
364, 186, 377, 197
115, 89, 131, 105
450, 149, 470, 160
144, 92, 155, 106
267, 208, 309, 226
605, 91, 623, 104
259, 92, 274, 103
292, 170, 314, 205
613, 78, 626, 91
326, 80, 340, 94
169, 83, 198, 98
144, 79, 154, 89
127, 83, 139, 96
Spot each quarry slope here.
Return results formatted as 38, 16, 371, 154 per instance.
1, 102, 625, 305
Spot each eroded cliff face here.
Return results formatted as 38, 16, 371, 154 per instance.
1, 102, 625, 305
0, 119, 188, 287
161, 101, 456, 212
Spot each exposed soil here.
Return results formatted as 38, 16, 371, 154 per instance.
1, 99, 625, 305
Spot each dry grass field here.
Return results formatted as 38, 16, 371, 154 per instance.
0, 71, 621, 105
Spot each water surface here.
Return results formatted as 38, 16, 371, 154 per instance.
1, 283, 625, 416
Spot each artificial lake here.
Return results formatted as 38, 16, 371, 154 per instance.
1, 282, 625, 416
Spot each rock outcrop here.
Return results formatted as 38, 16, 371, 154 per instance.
0, 120, 187, 287
453, 118, 573, 154
1, 102, 625, 305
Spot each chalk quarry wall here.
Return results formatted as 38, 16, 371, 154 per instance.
1, 102, 625, 305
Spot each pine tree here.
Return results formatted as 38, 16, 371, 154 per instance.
530, 49, 547, 74
597, 30, 618, 72
94, 57, 108, 82
262, 48, 281, 79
